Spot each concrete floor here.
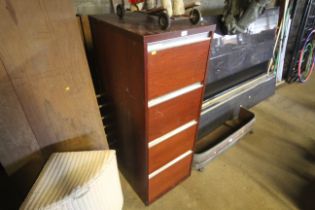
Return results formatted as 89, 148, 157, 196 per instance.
121, 77, 315, 210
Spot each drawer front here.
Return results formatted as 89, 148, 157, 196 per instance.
147, 40, 210, 100
148, 88, 202, 141
148, 153, 192, 203
148, 124, 197, 173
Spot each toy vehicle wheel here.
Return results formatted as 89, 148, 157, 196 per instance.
158, 12, 170, 30
189, 9, 201, 25
116, 4, 125, 19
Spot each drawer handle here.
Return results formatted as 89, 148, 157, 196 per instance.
148, 82, 203, 108
148, 150, 192, 179
148, 120, 197, 148
147, 32, 210, 52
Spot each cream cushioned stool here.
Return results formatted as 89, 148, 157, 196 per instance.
20, 150, 123, 210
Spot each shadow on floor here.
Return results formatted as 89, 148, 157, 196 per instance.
295, 142, 315, 210
297, 179, 315, 210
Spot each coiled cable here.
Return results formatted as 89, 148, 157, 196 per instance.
297, 29, 315, 82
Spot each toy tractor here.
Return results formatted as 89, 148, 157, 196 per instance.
116, 0, 202, 30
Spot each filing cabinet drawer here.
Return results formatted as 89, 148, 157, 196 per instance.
148, 88, 203, 141
148, 153, 192, 203
148, 124, 197, 173
147, 40, 210, 100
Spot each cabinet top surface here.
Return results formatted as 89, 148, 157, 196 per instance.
90, 13, 216, 40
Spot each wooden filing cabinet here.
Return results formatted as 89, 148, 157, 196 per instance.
90, 14, 215, 205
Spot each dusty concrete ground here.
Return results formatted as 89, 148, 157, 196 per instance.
121, 77, 315, 210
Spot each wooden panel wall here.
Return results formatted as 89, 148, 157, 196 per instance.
0, 0, 108, 177
0, 60, 43, 175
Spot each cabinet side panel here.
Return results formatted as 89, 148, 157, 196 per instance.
90, 18, 147, 202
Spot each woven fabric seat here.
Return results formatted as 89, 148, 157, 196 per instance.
20, 150, 123, 210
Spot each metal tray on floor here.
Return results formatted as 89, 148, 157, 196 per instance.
193, 108, 255, 171
198, 74, 275, 139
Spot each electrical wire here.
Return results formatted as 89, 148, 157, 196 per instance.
303, 43, 314, 75
271, 0, 292, 82
297, 29, 315, 83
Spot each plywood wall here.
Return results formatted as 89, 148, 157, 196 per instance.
0, 0, 108, 177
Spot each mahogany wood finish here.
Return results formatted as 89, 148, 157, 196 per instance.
148, 89, 203, 141
90, 18, 147, 201
90, 13, 215, 205
148, 41, 210, 99
148, 154, 193, 203
148, 125, 197, 173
